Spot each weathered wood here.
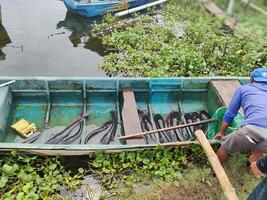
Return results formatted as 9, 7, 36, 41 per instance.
202, 1, 236, 30
195, 130, 239, 200
118, 118, 218, 140
121, 88, 144, 144
210, 80, 241, 107
226, 0, 235, 16
0, 5, 2, 24
241, 0, 267, 16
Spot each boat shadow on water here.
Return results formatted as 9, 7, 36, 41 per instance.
56, 12, 105, 56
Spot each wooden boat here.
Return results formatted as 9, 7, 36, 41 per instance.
0, 77, 248, 155
63, 0, 150, 17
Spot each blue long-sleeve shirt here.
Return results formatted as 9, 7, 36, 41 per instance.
223, 82, 267, 128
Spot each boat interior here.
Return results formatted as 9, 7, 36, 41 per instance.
0, 77, 248, 153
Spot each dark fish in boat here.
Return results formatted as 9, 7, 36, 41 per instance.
153, 114, 171, 143
142, 114, 157, 143
191, 112, 201, 131
100, 110, 118, 144
61, 119, 85, 144
22, 131, 42, 143
138, 110, 149, 144
184, 112, 195, 139
46, 113, 89, 144
138, 110, 157, 144
199, 110, 210, 132
84, 121, 112, 144
166, 111, 186, 141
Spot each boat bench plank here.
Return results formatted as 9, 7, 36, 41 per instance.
203, 1, 236, 30
122, 88, 144, 144
210, 80, 241, 107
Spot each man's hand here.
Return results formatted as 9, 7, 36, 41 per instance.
250, 161, 263, 179
214, 132, 225, 140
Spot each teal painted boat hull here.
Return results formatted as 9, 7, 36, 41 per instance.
63, 0, 150, 17
0, 77, 249, 155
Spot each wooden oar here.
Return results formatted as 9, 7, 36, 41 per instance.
195, 130, 239, 200
118, 118, 218, 140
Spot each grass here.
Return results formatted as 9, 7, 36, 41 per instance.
109, 154, 262, 200
214, 0, 267, 41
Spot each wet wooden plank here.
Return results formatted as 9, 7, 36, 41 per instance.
121, 88, 144, 144
203, 1, 236, 30
210, 80, 241, 107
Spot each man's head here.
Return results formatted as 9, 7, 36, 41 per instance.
250, 68, 267, 83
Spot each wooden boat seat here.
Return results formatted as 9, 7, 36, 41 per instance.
210, 80, 242, 112
122, 88, 144, 144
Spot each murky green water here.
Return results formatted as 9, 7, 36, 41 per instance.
0, 0, 106, 76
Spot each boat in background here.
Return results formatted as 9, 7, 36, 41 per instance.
63, 0, 150, 17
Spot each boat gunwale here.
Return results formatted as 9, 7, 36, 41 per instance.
75, 0, 136, 6
0, 76, 249, 81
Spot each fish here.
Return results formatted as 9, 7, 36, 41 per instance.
46, 113, 89, 144
153, 114, 171, 143
138, 110, 157, 144
21, 131, 42, 143
100, 110, 118, 144
166, 111, 186, 141
199, 110, 210, 132
84, 120, 112, 144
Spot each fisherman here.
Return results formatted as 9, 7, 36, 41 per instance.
247, 156, 267, 200
214, 68, 267, 167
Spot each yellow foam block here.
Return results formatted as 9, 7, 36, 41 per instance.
11, 119, 37, 138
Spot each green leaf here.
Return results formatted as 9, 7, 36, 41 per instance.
48, 163, 57, 171
0, 176, 8, 188
78, 168, 84, 174
16, 192, 24, 200
2, 164, 13, 174
22, 182, 33, 193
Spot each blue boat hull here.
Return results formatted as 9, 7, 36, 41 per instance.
64, 0, 150, 17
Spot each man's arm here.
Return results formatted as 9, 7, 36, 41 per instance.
215, 88, 242, 139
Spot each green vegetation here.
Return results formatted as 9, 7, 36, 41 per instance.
0, 149, 262, 200
0, 151, 84, 200
116, 154, 262, 200
92, 0, 267, 77
214, 0, 267, 40
88, 147, 205, 190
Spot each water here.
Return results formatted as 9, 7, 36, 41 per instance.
0, 0, 106, 76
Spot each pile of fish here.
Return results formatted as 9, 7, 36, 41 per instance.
17, 111, 118, 145
138, 110, 210, 144
17, 109, 210, 145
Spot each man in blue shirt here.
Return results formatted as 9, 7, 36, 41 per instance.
215, 68, 267, 166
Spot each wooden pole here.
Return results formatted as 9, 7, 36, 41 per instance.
241, 0, 267, 16
195, 130, 239, 200
226, 0, 235, 16
118, 118, 218, 140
